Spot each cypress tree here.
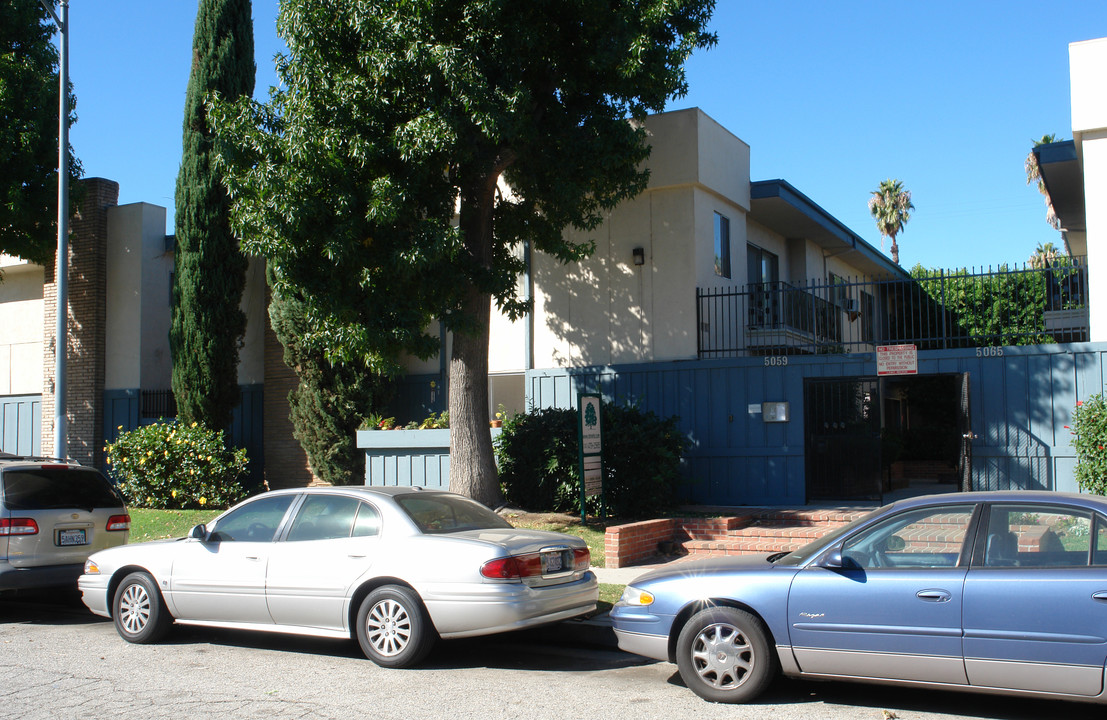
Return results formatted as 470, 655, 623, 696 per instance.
170, 0, 255, 430
269, 281, 394, 486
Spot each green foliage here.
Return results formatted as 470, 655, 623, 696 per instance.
868, 179, 913, 263
106, 421, 249, 510
210, 0, 716, 504
270, 282, 395, 486
0, 0, 83, 265
909, 262, 1086, 345
496, 403, 686, 518
170, 0, 255, 430
1070, 395, 1107, 496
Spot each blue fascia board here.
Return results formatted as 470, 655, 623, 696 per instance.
1034, 139, 1077, 166
751, 179, 906, 278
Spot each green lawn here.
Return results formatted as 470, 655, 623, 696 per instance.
128, 508, 221, 543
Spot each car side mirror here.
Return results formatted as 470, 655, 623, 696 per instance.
188, 524, 209, 540
818, 547, 844, 569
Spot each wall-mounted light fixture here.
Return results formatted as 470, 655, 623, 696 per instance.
632, 247, 645, 266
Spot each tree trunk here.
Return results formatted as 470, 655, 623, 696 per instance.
448, 173, 501, 507
890, 238, 900, 265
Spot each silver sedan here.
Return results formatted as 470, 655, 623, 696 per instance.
78, 486, 597, 667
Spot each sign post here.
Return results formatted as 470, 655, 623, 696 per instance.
577, 394, 604, 522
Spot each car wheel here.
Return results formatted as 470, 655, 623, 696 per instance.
356, 585, 435, 668
675, 606, 777, 703
112, 571, 172, 644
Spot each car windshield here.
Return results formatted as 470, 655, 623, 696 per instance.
771, 505, 886, 566
1, 468, 123, 510
396, 493, 513, 534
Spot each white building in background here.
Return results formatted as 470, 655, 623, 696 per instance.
405, 107, 905, 417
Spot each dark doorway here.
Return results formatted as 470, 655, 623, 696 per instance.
805, 378, 881, 501
804, 373, 969, 502
881, 374, 965, 498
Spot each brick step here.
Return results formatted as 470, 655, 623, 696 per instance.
605, 508, 871, 568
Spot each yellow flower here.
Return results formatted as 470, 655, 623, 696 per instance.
117, 425, 123, 431
171, 490, 177, 498
191, 421, 198, 428
147, 450, 153, 456
199, 497, 207, 506
139, 458, 145, 465
164, 450, 169, 457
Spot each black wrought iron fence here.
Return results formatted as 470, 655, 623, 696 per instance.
697, 257, 1089, 358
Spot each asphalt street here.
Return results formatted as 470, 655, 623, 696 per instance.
1, 589, 1102, 720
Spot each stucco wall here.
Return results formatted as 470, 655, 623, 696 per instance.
1072, 38, 1107, 341
0, 263, 44, 395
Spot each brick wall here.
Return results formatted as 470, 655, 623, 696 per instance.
262, 295, 317, 488
41, 177, 117, 464
604, 518, 676, 568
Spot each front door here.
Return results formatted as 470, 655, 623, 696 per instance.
805, 378, 881, 501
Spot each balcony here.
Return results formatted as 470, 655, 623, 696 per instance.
697, 258, 1089, 358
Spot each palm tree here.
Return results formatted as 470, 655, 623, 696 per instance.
1025, 134, 1062, 230
1028, 241, 1061, 269
868, 179, 914, 265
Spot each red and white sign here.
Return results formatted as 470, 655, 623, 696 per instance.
876, 344, 918, 376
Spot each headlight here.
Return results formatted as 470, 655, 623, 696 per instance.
83, 559, 101, 575
619, 585, 655, 606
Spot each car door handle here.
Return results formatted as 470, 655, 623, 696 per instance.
348, 554, 366, 559
1093, 592, 1107, 601
917, 589, 952, 602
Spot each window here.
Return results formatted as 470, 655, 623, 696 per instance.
286, 495, 363, 541
209, 494, 295, 542
979, 504, 1092, 568
829, 273, 848, 308
714, 212, 731, 278
841, 505, 974, 569
397, 493, 513, 534
746, 244, 780, 326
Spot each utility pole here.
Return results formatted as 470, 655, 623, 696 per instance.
39, 0, 70, 459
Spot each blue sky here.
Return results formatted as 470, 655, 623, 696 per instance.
64, 0, 1107, 272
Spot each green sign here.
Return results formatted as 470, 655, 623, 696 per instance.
577, 393, 604, 520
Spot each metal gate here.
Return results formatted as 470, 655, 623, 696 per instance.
804, 378, 882, 501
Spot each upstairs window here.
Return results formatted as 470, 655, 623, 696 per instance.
714, 212, 731, 278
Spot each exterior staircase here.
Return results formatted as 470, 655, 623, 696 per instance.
604, 507, 871, 568
676, 508, 869, 557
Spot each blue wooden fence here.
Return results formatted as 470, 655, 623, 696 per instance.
103, 385, 265, 485
0, 395, 41, 456
525, 343, 1107, 505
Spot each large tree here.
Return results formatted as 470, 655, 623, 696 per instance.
170, 0, 255, 430
868, 178, 914, 265
214, 0, 716, 505
0, 0, 82, 266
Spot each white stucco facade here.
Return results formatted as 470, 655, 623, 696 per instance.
1071, 38, 1107, 341
0, 257, 44, 396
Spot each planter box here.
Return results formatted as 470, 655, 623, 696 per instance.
356, 428, 502, 489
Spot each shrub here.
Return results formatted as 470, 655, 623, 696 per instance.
495, 402, 686, 518
1070, 395, 1107, 495
105, 421, 249, 509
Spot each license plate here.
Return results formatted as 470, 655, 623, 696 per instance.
58, 529, 87, 547
543, 551, 564, 573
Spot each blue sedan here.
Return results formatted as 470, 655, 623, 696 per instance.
610, 491, 1107, 704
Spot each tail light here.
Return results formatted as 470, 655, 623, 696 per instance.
481, 554, 544, 579
0, 518, 39, 536
481, 547, 591, 579
106, 514, 131, 531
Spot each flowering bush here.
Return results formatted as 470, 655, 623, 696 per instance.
1070, 395, 1107, 495
105, 421, 250, 509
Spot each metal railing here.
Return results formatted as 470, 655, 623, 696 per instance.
697, 258, 1089, 358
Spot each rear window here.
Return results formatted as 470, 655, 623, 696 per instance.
1, 468, 123, 511
396, 493, 512, 534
